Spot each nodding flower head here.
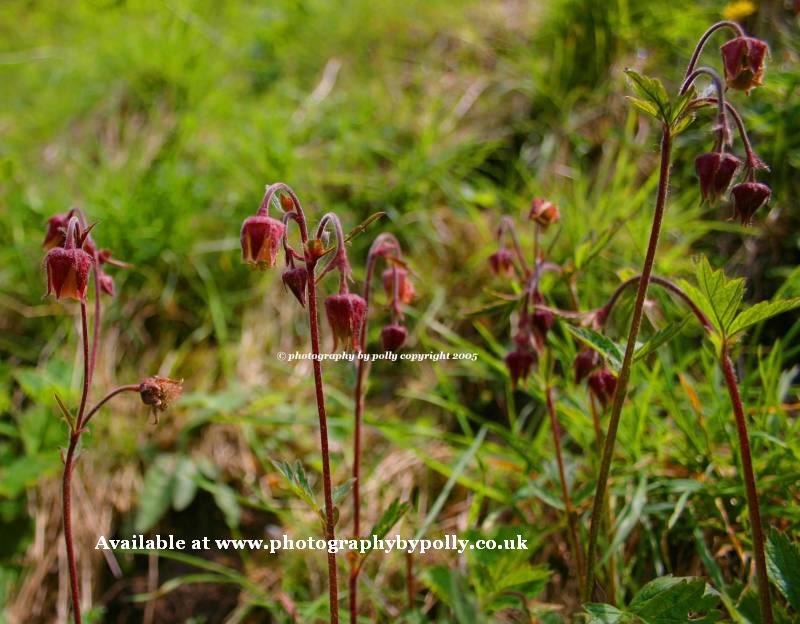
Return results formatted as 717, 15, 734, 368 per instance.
531, 307, 555, 349
240, 215, 286, 268
720, 36, 768, 93
695, 152, 741, 204
574, 348, 601, 384
505, 347, 536, 389
45, 220, 94, 302
731, 181, 771, 226
488, 248, 515, 276
588, 368, 617, 408
43, 212, 71, 249
97, 269, 116, 297
282, 266, 308, 307
139, 376, 184, 423
528, 198, 560, 228
382, 267, 415, 305
381, 323, 408, 352
325, 293, 367, 352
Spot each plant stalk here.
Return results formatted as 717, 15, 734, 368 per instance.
583, 127, 672, 601
719, 343, 773, 624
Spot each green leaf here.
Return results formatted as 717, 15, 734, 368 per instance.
627, 96, 660, 119
369, 498, 409, 541
211, 482, 241, 528
766, 530, 800, 611
728, 298, 800, 337
691, 256, 745, 337
670, 86, 697, 127
54, 392, 76, 433
625, 69, 670, 123
423, 567, 477, 624
271, 459, 319, 512
135, 457, 176, 533
332, 478, 356, 506
633, 318, 689, 362
171, 457, 198, 511
628, 576, 720, 623
564, 325, 623, 372
583, 603, 626, 624
574, 222, 622, 270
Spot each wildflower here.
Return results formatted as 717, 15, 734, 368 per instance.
97, 269, 116, 297
574, 349, 601, 384
282, 266, 309, 306
528, 198, 560, 228
382, 267, 415, 305
695, 152, 741, 204
720, 36, 768, 93
279, 194, 294, 212
45, 247, 94, 302
381, 323, 408, 352
731, 182, 771, 225
139, 376, 184, 423
325, 293, 367, 351
43, 212, 71, 250
240, 215, 286, 268
505, 348, 536, 388
588, 368, 617, 408
488, 248, 515, 276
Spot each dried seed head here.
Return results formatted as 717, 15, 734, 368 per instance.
240, 215, 286, 268
488, 248, 515, 276
505, 348, 536, 389
573, 348, 601, 384
695, 152, 741, 204
382, 267, 415, 305
588, 368, 617, 408
282, 266, 308, 306
325, 293, 367, 351
731, 182, 771, 226
720, 36, 768, 93
45, 247, 94, 301
381, 323, 408, 352
528, 198, 560, 228
139, 376, 184, 423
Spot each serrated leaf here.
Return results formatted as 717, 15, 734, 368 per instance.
271, 459, 319, 511
627, 96, 661, 119
629, 576, 720, 623
583, 603, 626, 624
564, 325, 623, 372
694, 257, 745, 337
670, 86, 697, 125
625, 69, 670, 123
370, 498, 409, 541
332, 478, 355, 506
728, 298, 800, 337
54, 392, 76, 433
766, 530, 800, 611
633, 318, 689, 362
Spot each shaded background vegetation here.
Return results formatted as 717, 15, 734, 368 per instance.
1, 0, 798, 621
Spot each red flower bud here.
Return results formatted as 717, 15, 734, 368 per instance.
720, 36, 768, 93
139, 376, 184, 423
325, 293, 367, 352
282, 267, 308, 306
381, 323, 408, 352
97, 269, 116, 297
695, 152, 740, 204
382, 267, 415, 305
43, 212, 71, 250
528, 198, 560, 227
45, 247, 93, 301
505, 348, 536, 389
531, 307, 555, 348
731, 182, 771, 226
279, 194, 294, 212
240, 215, 285, 268
588, 368, 617, 408
574, 348, 601, 383
489, 248, 515, 276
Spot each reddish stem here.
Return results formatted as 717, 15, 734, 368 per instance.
81, 384, 142, 429
545, 385, 585, 588
720, 343, 773, 624
684, 21, 746, 80
584, 127, 673, 601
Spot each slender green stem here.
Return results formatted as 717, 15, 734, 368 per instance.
719, 343, 773, 624
583, 127, 672, 602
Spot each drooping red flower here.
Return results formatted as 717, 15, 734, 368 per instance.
731, 182, 771, 226
240, 215, 286, 268
528, 198, 560, 228
282, 267, 308, 306
574, 348, 601, 384
382, 267, 415, 305
720, 36, 768, 93
505, 348, 536, 389
43, 212, 71, 250
325, 293, 367, 351
588, 368, 617, 408
695, 152, 741, 204
488, 248, 515, 276
381, 323, 408, 352
45, 247, 94, 301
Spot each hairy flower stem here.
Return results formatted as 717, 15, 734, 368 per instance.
684, 21, 745, 80
720, 343, 773, 624
545, 385, 585, 588
583, 127, 672, 602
